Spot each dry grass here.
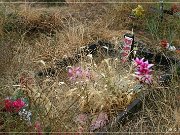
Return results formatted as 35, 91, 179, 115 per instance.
0, 1, 180, 133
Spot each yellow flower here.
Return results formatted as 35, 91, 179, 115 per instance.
132, 5, 145, 17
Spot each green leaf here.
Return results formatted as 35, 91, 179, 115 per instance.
13, 90, 24, 100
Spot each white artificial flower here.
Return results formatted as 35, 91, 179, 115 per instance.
168, 45, 176, 51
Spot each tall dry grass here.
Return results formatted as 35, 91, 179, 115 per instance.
0, 1, 180, 133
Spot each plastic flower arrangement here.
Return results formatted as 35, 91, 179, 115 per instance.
171, 4, 180, 14
132, 5, 145, 18
2, 73, 52, 132
160, 39, 176, 51
120, 34, 134, 63
121, 36, 133, 63
4, 90, 32, 124
5, 98, 25, 112
133, 58, 154, 84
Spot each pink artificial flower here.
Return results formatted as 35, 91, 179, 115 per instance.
75, 113, 88, 125
133, 57, 144, 66
124, 36, 133, 46
68, 67, 82, 81
136, 66, 151, 75
135, 74, 153, 84
133, 57, 154, 84
141, 74, 153, 84
4, 99, 13, 112
68, 67, 91, 81
121, 58, 127, 63
90, 112, 109, 131
121, 36, 133, 63
34, 121, 43, 135
12, 99, 25, 112
123, 46, 131, 51
122, 52, 128, 57
4, 98, 25, 113
140, 60, 154, 69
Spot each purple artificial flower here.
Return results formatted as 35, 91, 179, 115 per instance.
68, 67, 91, 81
68, 66, 82, 81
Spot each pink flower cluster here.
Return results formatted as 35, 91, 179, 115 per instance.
34, 121, 43, 135
133, 58, 154, 84
121, 36, 133, 63
75, 112, 109, 132
4, 98, 25, 112
68, 66, 91, 81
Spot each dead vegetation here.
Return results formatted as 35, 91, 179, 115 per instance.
0, 0, 180, 133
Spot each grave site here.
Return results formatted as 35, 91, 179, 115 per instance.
0, 0, 180, 134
